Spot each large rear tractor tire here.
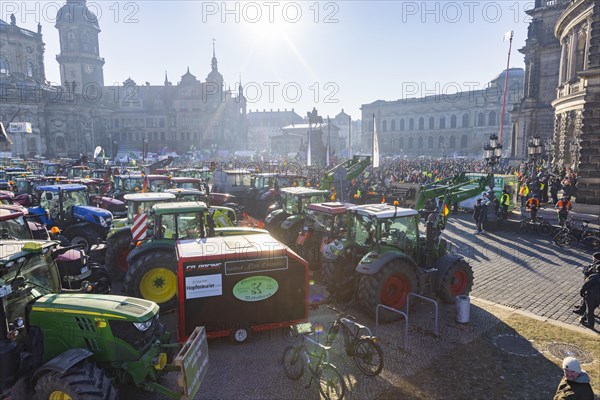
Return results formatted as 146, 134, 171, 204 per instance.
125, 251, 178, 311
437, 260, 474, 304
66, 229, 101, 254
322, 261, 355, 302
34, 359, 118, 400
358, 262, 417, 323
104, 232, 132, 281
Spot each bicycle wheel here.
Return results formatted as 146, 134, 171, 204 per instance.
537, 221, 554, 236
353, 338, 384, 376
282, 346, 304, 380
582, 235, 600, 250
318, 363, 346, 400
554, 233, 572, 247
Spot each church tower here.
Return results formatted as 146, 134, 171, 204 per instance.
55, 0, 105, 92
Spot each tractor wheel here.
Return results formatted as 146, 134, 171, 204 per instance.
322, 261, 354, 302
104, 232, 132, 281
67, 229, 101, 254
322, 261, 338, 291
34, 359, 118, 400
437, 260, 474, 304
230, 326, 253, 344
88, 265, 112, 294
358, 262, 417, 323
125, 251, 178, 311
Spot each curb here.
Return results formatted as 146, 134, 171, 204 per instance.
471, 296, 599, 337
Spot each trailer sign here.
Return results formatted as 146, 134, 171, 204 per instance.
225, 256, 288, 275
233, 276, 279, 302
185, 274, 222, 299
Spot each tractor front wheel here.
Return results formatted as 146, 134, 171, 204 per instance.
67, 229, 101, 254
437, 260, 474, 304
125, 251, 178, 311
104, 232, 132, 281
34, 359, 118, 400
358, 262, 417, 323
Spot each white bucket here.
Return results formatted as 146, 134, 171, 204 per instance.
456, 295, 470, 324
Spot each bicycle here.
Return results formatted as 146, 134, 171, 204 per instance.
554, 218, 600, 250
324, 306, 384, 376
518, 214, 554, 236
282, 322, 346, 400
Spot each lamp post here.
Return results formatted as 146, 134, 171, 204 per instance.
483, 133, 503, 190
527, 135, 542, 178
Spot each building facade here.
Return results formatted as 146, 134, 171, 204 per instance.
1, 0, 248, 158
247, 109, 304, 152
361, 69, 524, 158
510, 0, 569, 159
552, 0, 600, 205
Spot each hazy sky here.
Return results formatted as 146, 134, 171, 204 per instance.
5, 1, 530, 119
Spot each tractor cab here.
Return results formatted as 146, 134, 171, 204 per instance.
146, 175, 171, 192
177, 167, 211, 181
211, 169, 252, 196
112, 174, 144, 199
123, 192, 177, 225
170, 177, 208, 194
40, 162, 61, 176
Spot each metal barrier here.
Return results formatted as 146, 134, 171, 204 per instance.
375, 304, 408, 348
406, 292, 439, 337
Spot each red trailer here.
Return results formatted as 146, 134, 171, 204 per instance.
176, 233, 308, 343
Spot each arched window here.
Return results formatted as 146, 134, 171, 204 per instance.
439, 116, 446, 129
408, 137, 414, 149
399, 137, 404, 148
450, 115, 457, 128
56, 136, 66, 152
391, 119, 396, 131
409, 119, 414, 130
429, 116, 434, 129
418, 137, 423, 148
449, 136, 456, 148
419, 117, 424, 130
461, 135, 468, 148
575, 30, 588, 72
382, 120, 387, 132
488, 111, 496, 126
399, 119, 405, 131
428, 136, 433, 148
439, 136, 445, 148
0, 56, 9, 74
478, 112, 485, 126
26, 62, 34, 78
462, 113, 469, 128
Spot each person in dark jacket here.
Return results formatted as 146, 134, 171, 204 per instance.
554, 357, 594, 400
578, 266, 600, 330
473, 198, 486, 234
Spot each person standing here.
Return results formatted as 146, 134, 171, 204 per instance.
473, 198, 486, 234
500, 188, 510, 220
556, 196, 572, 227
577, 256, 600, 330
553, 357, 594, 400
526, 195, 540, 222
519, 180, 530, 207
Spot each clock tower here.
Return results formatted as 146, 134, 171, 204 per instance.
55, 0, 105, 92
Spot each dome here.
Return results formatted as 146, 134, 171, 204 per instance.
56, 0, 99, 30
206, 69, 223, 85
180, 67, 198, 85
489, 68, 525, 86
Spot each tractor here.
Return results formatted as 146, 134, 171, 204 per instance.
123, 201, 267, 311
104, 192, 177, 280
245, 173, 308, 219
264, 187, 329, 246
322, 174, 493, 322
295, 202, 353, 271
28, 184, 113, 252
0, 240, 206, 400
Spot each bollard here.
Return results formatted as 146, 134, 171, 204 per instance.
456, 295, 470, 324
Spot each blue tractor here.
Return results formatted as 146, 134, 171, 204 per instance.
28, 184, 113, 251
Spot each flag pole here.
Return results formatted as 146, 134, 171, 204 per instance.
348, 115, 352, 157
499, 31, 513, 145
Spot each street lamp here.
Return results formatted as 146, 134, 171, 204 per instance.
483, 133, 502, 172
527, 135, 543, 177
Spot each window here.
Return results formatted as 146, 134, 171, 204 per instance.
418, 137, 423, 148
27, 137, 36, 152
450, 115, 457, 128
419, 117, 424, 130
161, 132, 165, 140
439, 116, 446, 129
461, 135, 468, 148
449, 136, 456, 148
439, 136, 444, 148
399, 119, 405, 131
408, 137, 413, 149
382, 120, 387, 132
159, 119, 165, 128
0, 56, 9, 74
391, 119, 396, 131
462, 113, 469, 128
26, 62, 34, 78
409, 119, 414, 130
429, 116, 434, 129
428, 136, 433, 148
488, 111, 496, 126
113, 119, 119, 128
478, 112, 485, 126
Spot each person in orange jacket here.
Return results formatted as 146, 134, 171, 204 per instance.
526, 195, 540, 222
555, 196, 572, 227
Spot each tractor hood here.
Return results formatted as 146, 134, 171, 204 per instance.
73, 205, 113, 227
32, 293, 159, 323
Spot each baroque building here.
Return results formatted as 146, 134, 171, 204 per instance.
510, 0, 569, 159
1, 0, 248, 158
361, 69, 524, 158
552, 0, 600, 205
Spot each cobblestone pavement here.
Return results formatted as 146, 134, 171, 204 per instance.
443, 212, 595, 327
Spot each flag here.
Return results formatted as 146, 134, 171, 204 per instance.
326, 143, 330, 166
503, 31, 513, 41
372, 114, 380, 168
141, 174, 149, 193
443, 204, 449, 217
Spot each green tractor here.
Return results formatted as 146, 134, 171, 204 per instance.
264, 187, 329, 246
123, 201, 267, 310
0, 240, 207, 399
104, 192, 177, 280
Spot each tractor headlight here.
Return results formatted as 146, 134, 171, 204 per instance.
98, 217, 108, 228
133, 319, 153, 332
